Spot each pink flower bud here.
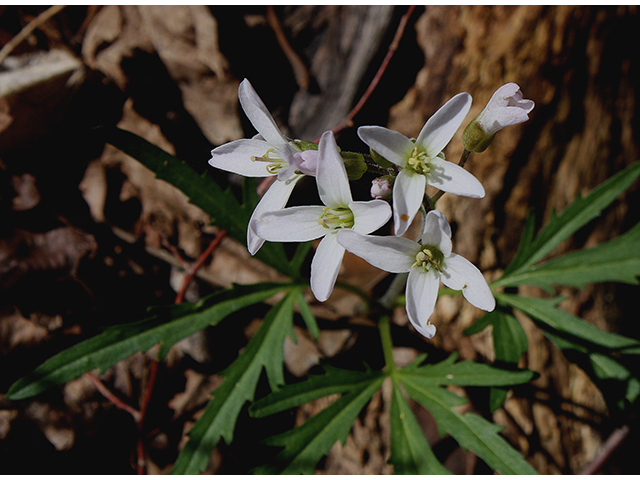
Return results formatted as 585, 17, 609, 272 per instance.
292, 150, 319, 175
371, 177, 392, 199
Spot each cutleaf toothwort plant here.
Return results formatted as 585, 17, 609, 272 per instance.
9, 77, 640, 475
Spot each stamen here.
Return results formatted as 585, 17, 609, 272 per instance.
407, 147, 431, 175
251, 148, 287, 175
318, 207, 355, 230
411, 245, 444, 272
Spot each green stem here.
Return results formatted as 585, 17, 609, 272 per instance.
378, 315, 396, 373
334, 280, 374, 308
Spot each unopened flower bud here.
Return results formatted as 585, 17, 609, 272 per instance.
292, 150, 319, 175
463, 83, 534, 152
371, 176, 393, 199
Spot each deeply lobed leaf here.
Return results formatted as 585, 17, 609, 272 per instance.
171, 289, 299, 475
253, 377, 384, 474
250, 365, 384, 418
500, 162, 640, 279
7, 282, 292, 400
497, 222, 640, 289
404, 354, 535, 387
496, 292, 640, 353
389, 381, 450, 475
399, 376, 538, 475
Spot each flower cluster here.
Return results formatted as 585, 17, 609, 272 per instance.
208, 79, 533, 339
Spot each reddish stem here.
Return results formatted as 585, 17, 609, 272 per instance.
136, 230, 228, 473
175, 230, 228, 304
86, 372, 141, 421
580, 425, 630, 474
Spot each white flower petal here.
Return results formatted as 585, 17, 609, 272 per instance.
238, 79, 288, 148
417, 92, 472, 158
336, 230, 417, 273
392, 169, 426, 236
252, 205, 327, 242
428, 209, 452, 238
442, 253, 495, 311
350, 199, 392, 235
420, 211, 452, 257
406, 268, 439, 338
481, 109, 531, 134
317, 131, 352, 207
209, 138, 277, 177
357, 126, 415, 168
310, 233, 345, 302
247, 175, 301, 255
427, 157, 485, 198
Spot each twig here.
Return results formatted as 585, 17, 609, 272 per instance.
136, 359, 158, 475
579, 425, 630, 474
174, 230, 228, 304
266, 5, 310, 90
0, 5, 67, 64
135, 230, 228, 474
329, 5, 417, 138
86, 372, 141, 422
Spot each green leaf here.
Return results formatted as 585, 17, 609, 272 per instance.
292, 288, 319, 338
399, 377, 538, 475
6, 283, 292, 400
389, 381, 450, 475
542, 329, 640, 411
253, 377, 384, 474
171, 289, 299, 475
464, 309, 528, 363
497, 222, 640, 289
289, 241, 313, 274
102, 127, 293, 277
502, 209, 537, 277
250, 365, 384, 418
496, 293, 640, 353
499, 162, 640, 280
464, 310, 530, 411
404, 355, 535, 387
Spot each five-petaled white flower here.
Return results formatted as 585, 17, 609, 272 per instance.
358, 93, 485, 236
463, 82, 535, 152
337, 210, 495, 338
252, 131, 392, 302
208, 79, 316, 255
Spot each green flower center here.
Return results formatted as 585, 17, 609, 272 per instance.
251, 148, 287, 175
318, 206, 355, 230
411, 245, 444, 273
407, 147, 431, 175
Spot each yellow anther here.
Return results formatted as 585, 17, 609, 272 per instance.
407, 147, 431, 175
318, 207, 355, 230
412, 245, 444, 272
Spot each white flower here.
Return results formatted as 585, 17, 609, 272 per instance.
463, 83, 535, 152
358, 93, 485, 236
252, 131, 392, 302
208, 79, 313, 255
337, 210, 495, 338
